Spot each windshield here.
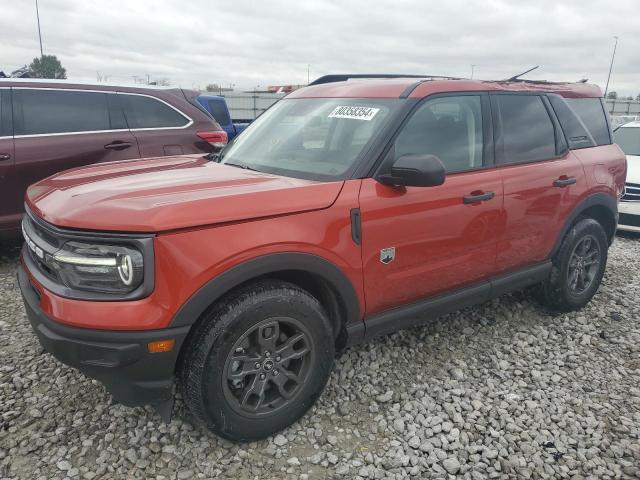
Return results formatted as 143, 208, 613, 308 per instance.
614, 126, 640, 156
220, 98, 398, 181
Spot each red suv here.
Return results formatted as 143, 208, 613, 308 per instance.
18, 74, 626, 441
0, 79, 226, 234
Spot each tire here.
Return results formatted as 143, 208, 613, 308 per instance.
537, 217, 608, 312
178, 280, 334, 442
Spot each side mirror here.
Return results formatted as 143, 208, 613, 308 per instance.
378, 154, 446, 187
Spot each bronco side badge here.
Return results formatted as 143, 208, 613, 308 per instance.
380, 247, 396, 264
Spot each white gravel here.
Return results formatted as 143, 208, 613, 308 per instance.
1, 234, 640, 479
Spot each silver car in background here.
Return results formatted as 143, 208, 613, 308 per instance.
615, 122, 640, 232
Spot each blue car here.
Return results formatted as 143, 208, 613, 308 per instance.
196, 95, 249, 141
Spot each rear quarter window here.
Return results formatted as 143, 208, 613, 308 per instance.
0, 90, 11, 136
564, 98, 611, 146
120, 94, 190, 129
14, 89, 112, 135
548, 95, 596, 150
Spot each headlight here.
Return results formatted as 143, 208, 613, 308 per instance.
46, 241, 144, 294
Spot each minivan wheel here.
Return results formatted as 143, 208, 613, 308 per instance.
178, 280, 334, 442
537, 218, 608, 312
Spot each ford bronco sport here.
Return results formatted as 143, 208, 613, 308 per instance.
18, 74, 626, 442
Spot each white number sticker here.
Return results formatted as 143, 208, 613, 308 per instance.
328, 106, 380, 121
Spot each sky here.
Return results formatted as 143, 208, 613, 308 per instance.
2, 0, 638, 96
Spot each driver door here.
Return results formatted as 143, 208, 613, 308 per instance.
359, 94, 504, 316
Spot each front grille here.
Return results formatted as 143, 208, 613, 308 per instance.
622, 183, 640, 202
22, 212, 63, 283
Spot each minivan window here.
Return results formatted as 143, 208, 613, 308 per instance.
0, 90, 10, 137
120, 94, 189, 129
208, 99, 231, 126
14, 89, 111, 136
548, 95, 596, 150
495, 95, 557, 164
395, 95, 484, 173
565, 98, 611, 146
614, 126, 640, 156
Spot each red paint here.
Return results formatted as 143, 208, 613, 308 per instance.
22, 79, 625, 332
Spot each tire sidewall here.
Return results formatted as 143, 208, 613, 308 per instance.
554, 219, 608, 309
189, 284, 334, 441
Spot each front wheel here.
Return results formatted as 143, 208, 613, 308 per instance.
178, 280, 334, 442
537, 217, 608, 312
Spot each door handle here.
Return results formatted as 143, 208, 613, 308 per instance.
104, 141, 133, 150
553, 176, 577, 187
463, 191, 495, 204
0, 153, 10, 161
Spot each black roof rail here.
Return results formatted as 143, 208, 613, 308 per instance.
309, 74, 460, 86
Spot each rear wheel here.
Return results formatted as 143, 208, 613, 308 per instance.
537, 217, 608, 312
179, 280, 334, 442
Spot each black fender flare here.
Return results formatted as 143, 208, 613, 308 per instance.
169, 252, 361, 329
549, 192, 617, 258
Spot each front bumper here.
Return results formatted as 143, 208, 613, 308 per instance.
18, 262, 190, 412
618, 202, 640, 233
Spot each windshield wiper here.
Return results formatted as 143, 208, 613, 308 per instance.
224, 162, 262, 172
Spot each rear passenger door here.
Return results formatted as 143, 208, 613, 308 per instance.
11, 88, 140, 223
0, 88, 16, 230
118, 93, 193, 157
492, 93, 586, 274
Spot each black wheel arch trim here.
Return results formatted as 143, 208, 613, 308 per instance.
549, 192, 618, 259
169, 252, 362, 329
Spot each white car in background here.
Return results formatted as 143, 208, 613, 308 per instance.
615, 122, 640, 232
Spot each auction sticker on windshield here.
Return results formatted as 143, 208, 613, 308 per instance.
328, 106, 380, 121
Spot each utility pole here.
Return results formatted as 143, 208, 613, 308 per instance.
35, 0, 44, 57
604, 36, 618, 98
471, 64, 476, 79
307, 64, 310, 85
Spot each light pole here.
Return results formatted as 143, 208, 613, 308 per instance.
604, 36, 618, 98
35, 0, 44, 57
307, 64, 311, 85
471, 64, 476, 79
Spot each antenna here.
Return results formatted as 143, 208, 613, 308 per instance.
506, 66, 539, 82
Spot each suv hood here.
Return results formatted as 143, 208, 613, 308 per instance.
26, 155, 344, 232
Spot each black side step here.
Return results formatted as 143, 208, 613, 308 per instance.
346, 261, 552, 345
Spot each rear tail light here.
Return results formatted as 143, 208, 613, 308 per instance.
197, 130, 228, 149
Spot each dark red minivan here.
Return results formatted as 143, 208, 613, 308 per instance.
0, 79, 226, 234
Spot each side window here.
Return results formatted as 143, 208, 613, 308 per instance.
495, 95, 556, 164
14, 89, 111, 135
394, 95, 484, 173
120, 94, 189, 129
207, 99, 231, 126
564, 98, 611, 146
0, 90, 10, 137
548, 95, 596, 150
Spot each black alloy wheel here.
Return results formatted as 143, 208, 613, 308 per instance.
223, 316, 314, 417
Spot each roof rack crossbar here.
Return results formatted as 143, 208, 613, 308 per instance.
309, 74, 460, 86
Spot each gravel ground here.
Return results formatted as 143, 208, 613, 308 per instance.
1, 234, 639, 480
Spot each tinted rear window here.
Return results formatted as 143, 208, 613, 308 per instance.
14, 89, 111, 135
0, 90, 11, 137
495, 95, 557, 164
207, 99, 231, 125
614, 126, 640, 156
565, 98, 611, 146
548, 95, 596, 150
120, 94, 189, 129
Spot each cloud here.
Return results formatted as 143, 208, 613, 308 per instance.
2, 0, 638, 95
